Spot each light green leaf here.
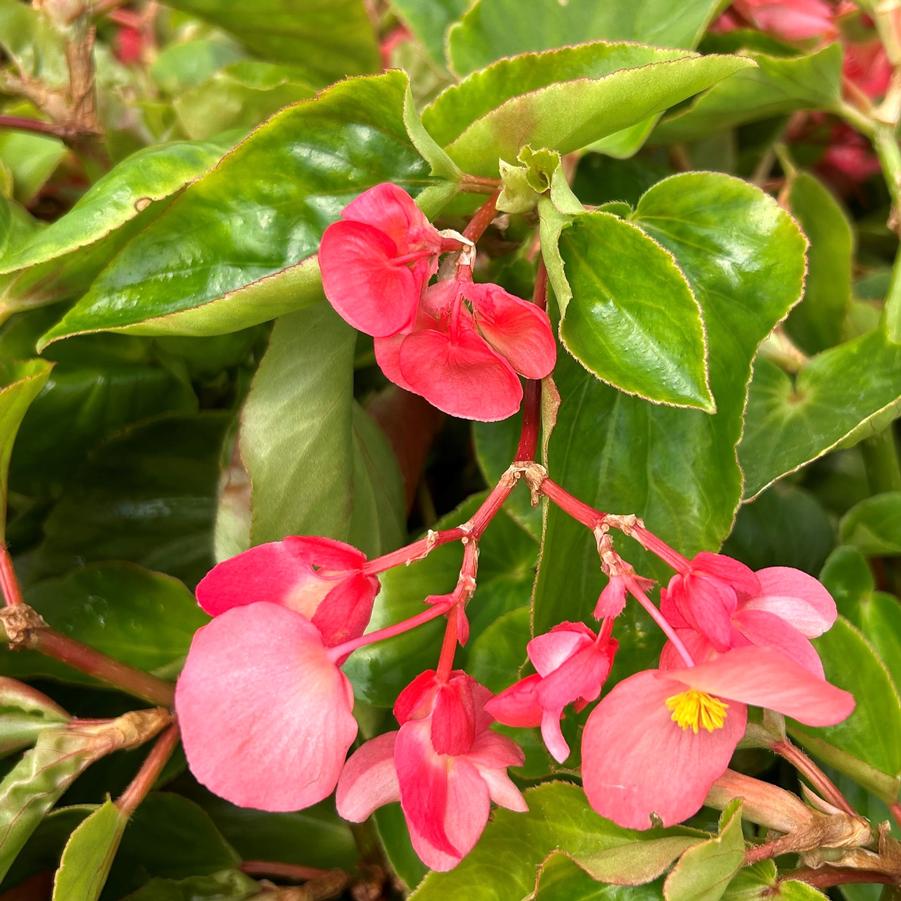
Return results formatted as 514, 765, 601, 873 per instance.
535, 854, 666, 899
123, 870, 260, 900
840, 492, 901, 556
149, 37, 245, 94
52, 800, 126, 901
784, 171, 853, 353
0, 0, 68, 86
0, 563, 206, 684
0, 359, 52, 542
533, 174, 805, 630
390, 0, 468, 65
162, 0, 379, 85
38, 71, 433, 346
739, 331, 901, 500
447, 0, 722, 76
789, 617, 901, 803
557, 211, 713, 410
240, 304, 404, 557
0, 124, 65, 207
422, 43, 754, 175
0, 678, 69, 757
411, 782, 700, 900
653, 45, 843, 143
722, 861, 827, 901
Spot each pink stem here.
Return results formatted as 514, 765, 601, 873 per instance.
625, 578, 695, 667
540, 477, 606, 529
0, 547, 25, 607
772, 739, 857, 816
117, 724, 179, 816
630, 524, 691, 573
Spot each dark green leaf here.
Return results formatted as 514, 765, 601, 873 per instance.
557, 211, 712, 410
739, 332, 901, 500
38, 71, 432, 346
784, 171, 853, 354
52, 800, 126, 901
422, 44, 753, 175
0, 678, 68, 757
447, 0, 722, 76
840, 492, 901, 556
0, 563, 206, 685
533, 174, 805, 630
123, 870, 260, 901
653, 46, 843, 143
163, 0, 379, 85
535, 854, 665, 900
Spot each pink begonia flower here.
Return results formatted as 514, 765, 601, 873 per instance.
582, 646, 854, 829
375, 277, 557, 421
176, 602, 357, 812
730, 0, 838, 41
319, 183, 447, 337
196, 536, 379, 648
660, 561, 837, 676
486, 622, 617, 762
337, 670, 526, 871
844, 39, 893, 99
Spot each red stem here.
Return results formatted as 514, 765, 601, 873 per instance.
772, 739, 857, 816
625, 578, 695, 667
363, 528, 465, 574
630, 524, 691, 572
514, 262, 548, 462
435, 606, 461, 682
0, 116, 70, 139
462, 191, 500, 243
784, 868, 896, 889
540, 477, 607, 529
0, 548, 24, 607
891, 801, 901, 829
117, 724, 179, 816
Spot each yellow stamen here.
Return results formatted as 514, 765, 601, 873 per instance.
665, 689, 728, 734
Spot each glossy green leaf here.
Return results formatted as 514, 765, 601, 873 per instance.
533, 174, 805, 630
240, 305, 404, 557
390, 0, 468, 64
739, 331, 901, 500
344, 490, 537, 705
447, 0, 721, 76
535, 855, 665, 900
422, 44, 753, 175
0, 679, 68, 757
124, 870, 260, 901
558, 211, 713, 410
722, 861, 827, 901
663, 801, 744, 901
52, 800, 126, 901
38, 71, 432, 346
0, 359, 52, 541
410, 782, 700, 899
0, 563, 206, 685
163, 0, 379, 85
653, 46, 843, 144
784, 171, 853, 354
789, 617, 901, 803
31, 414, 229, 586
0, 123, 65, 207
173, 61, 316, 140
839, 492, 901, 556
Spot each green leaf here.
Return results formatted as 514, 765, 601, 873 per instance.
784, 171, 853, 354
410, 782, 700, 899
789, 617, 901, 803
0, 0, 68, 87
0, 563, 206, 685
38, 71, 432, 346
0, 122, 65, 206
653, 46, 843, 144
421, 44, 753, 175
163, 0, 379, 85
0, 359, 52, 541
52, 800, 126, 901
343, 490, 537, 705
0, 679, 69, 757
172, 61, 316, 140
535, 854, 666, 900
390, 0, 469, 65
663, 801, 745, 901
149, 36, 245, 95
739, 331, 901, 500
240, 305, 404, 556
722, 861, 827, 901
447, 0, 722, 76
533, 173, 805, 630
557, 211, 713, 410
31, 414, 229, 586
840, 492, 901, 556
123, 870, 260, 901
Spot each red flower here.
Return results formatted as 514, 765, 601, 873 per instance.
337, 670, 526, 871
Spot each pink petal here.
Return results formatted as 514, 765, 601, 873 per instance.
394, 670, 440, 725
745, 568, 837, 637
431, 678, 476, 756
527, 623, 595, 677
666, 646, 855, 726
311, 573, 379, 647
176, 602, 357, 812
336, 732, 400, 821
581, 670, 746, 828
732, 609, 824, 678
659, 586, 689, 629
341, 183, 438, 253
467, 729, 526, 771
484, 675, 543, 728
669, 573, 738, 652
196, 537, 365, 619
692, 552, 761, 598
374, 331, 418, 394
439, 758, 491, 869
398, 323, 523, 422
475, 766, 527, 812
540, 708, 570, 763
467, 282, 557, 379
595, 576, 627, 619
658, 629, 718, 670
319, 220, 420, 337
537, 642, 614, 710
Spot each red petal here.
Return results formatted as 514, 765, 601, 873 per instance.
319, 220, 420, 337
692, 552, 760, 598
484, 674, 543, 728
336, 732, 400, 821
468, 282, 557, 379
312, 573, 379, 648
175, 603, 357, 812
394, 670, 440, 725
581, 670, 746, 828
342, 183, 438, 254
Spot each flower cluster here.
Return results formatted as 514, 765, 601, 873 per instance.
318, 184, 557, 421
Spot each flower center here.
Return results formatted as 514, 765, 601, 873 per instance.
665, 689, 728, 734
